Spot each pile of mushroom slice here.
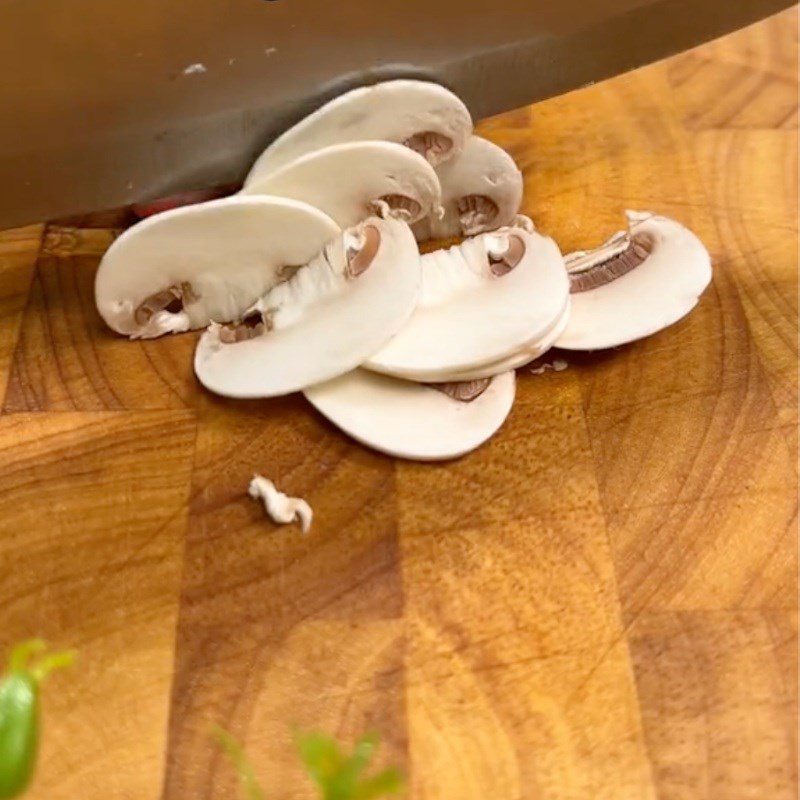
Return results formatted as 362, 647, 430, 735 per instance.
194, 215, 422, 399
95, 196, 340, 338
241, 140, 442, 228
305, 371, 516, 461
412, 135, 523, 240
365, 223, 569, 382
94, 78, 713, 463
556, 211, 712, 350
245, 79, 473, 179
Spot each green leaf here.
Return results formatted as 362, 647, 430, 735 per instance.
330, 732, 379, 796
7, 641, 46, 674
6, 640, 75, 684
296, 732, 346, 789
211, 726, 266, 800
353, 768, 404, 800
347, 733, 379, 777
296, 731, 404, 800
1, 641, 75, 799
29, 651, 76, 684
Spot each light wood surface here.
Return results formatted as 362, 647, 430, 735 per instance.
1, 10, 796, 799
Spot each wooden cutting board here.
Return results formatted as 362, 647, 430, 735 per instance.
0, 9, 796, 799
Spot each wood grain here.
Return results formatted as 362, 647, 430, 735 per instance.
0, 225, 42, 399
0, 10, 796, 800
691, 129, 798, 452
163, 394, 404, 798
629, 609, 797, 800
4, 226, 198, 412
667, 9, 798, 130
399, 401, 654, 799
0, 411, 195, 799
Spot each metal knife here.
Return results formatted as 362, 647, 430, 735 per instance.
0, 0, 792, 229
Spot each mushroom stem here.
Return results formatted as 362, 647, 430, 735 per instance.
486, 232, 526, 275
565, 231, 630, 273
130, 309, 192, 339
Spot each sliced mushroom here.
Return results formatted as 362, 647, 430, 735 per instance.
304, 369, 515, 461
364, 224, 568, 381
194, 216, 420, 398
437, 297, 571, 380
413, 136, 523, 240
246, 80, 472, 183
95, 195, 340, 339
241, 141, 442, 227
556, 211, 712, 350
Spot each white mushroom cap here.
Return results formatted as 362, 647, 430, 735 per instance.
556, 211, 713, 351
413, 136, 523, 240
365, 225, 568, 381
194, 216, 420, 398
304, 369, 515, 461
439, 297, 571, 380
246, 80, 473, 182
241, 141, 442, 228
94, 195, 339, 339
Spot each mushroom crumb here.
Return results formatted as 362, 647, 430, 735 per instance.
248, 475, 312, 533
528, 358, 568, 375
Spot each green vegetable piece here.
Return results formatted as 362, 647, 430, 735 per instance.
351, 767, 404, 800
0, 640, 75, 800
213, 725, 403, 800
212, 726, 267, 800
296, 731, 404, 800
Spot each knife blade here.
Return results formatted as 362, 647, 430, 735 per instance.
0, 0, 792, 228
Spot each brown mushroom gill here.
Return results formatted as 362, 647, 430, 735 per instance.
346, 224, 381, 278
458, 194, 499, 234
277, 263, 303, 282
134, 281, 196, 325
488, 234, 525, 277
430, 378, 491, 402
371, 194, 423, 222
219, 310, 271, 344
567, 236, 652, 293
403, 131, 453, 164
